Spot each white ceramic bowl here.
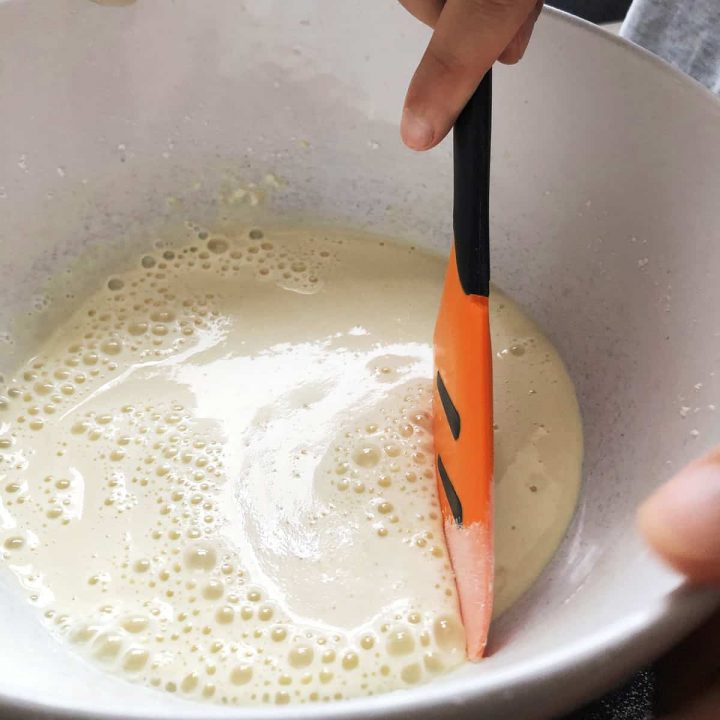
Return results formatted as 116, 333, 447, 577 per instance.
1, 2, 719, 718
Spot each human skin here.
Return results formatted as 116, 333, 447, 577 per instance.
638, 452, 720, 717
398, 0, 543, 150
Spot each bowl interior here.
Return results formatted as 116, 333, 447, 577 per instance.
1, 2, 720, 718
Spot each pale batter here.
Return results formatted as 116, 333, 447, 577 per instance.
0, 227, 582, 704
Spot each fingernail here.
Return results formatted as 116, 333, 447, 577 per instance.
638, 455, 720, 583
401, 108, 434, 150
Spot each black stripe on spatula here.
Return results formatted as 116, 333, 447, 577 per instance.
436, 371, 461, 440
453, 69, 492, 298
437, 454, 463, 526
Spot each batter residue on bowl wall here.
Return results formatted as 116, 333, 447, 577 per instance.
0, 227, 582, 705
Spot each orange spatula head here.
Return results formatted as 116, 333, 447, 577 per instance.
433, 70, 494, 661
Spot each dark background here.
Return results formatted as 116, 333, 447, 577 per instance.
548, 0, 633, 23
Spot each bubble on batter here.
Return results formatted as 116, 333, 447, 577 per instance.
184, 545, 217, 571
3, 536, 24, 551
352, 444, 380, 468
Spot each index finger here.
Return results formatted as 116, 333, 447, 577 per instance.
401, 0, 538, 150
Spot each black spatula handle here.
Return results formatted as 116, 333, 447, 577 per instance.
453, 68, 492, 297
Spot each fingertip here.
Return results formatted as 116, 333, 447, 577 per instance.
637, 494, 674, 565
498, 46, 524, 65
499, 1, 541, 66
638, 454, 720, 584
498, 33, 530, 64
400, 107, 437, 150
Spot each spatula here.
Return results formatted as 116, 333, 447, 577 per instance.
432, 69, 494, 661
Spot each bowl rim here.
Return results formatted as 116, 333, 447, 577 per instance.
1, 4, 719, 719
2, 581, 719, 720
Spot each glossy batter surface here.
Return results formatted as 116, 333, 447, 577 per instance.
0, 227, 582, 704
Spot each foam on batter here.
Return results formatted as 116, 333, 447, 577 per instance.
0, 227, 582, 705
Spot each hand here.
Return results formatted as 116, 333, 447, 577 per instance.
638, 450, 720, 718
398, 0, 543, 150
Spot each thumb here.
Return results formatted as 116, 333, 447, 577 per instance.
638, 449, 720, 584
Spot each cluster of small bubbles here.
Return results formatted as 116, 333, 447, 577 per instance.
323, 379, 444, 557
169, 227, 335, 293
32, 294, 52, 312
